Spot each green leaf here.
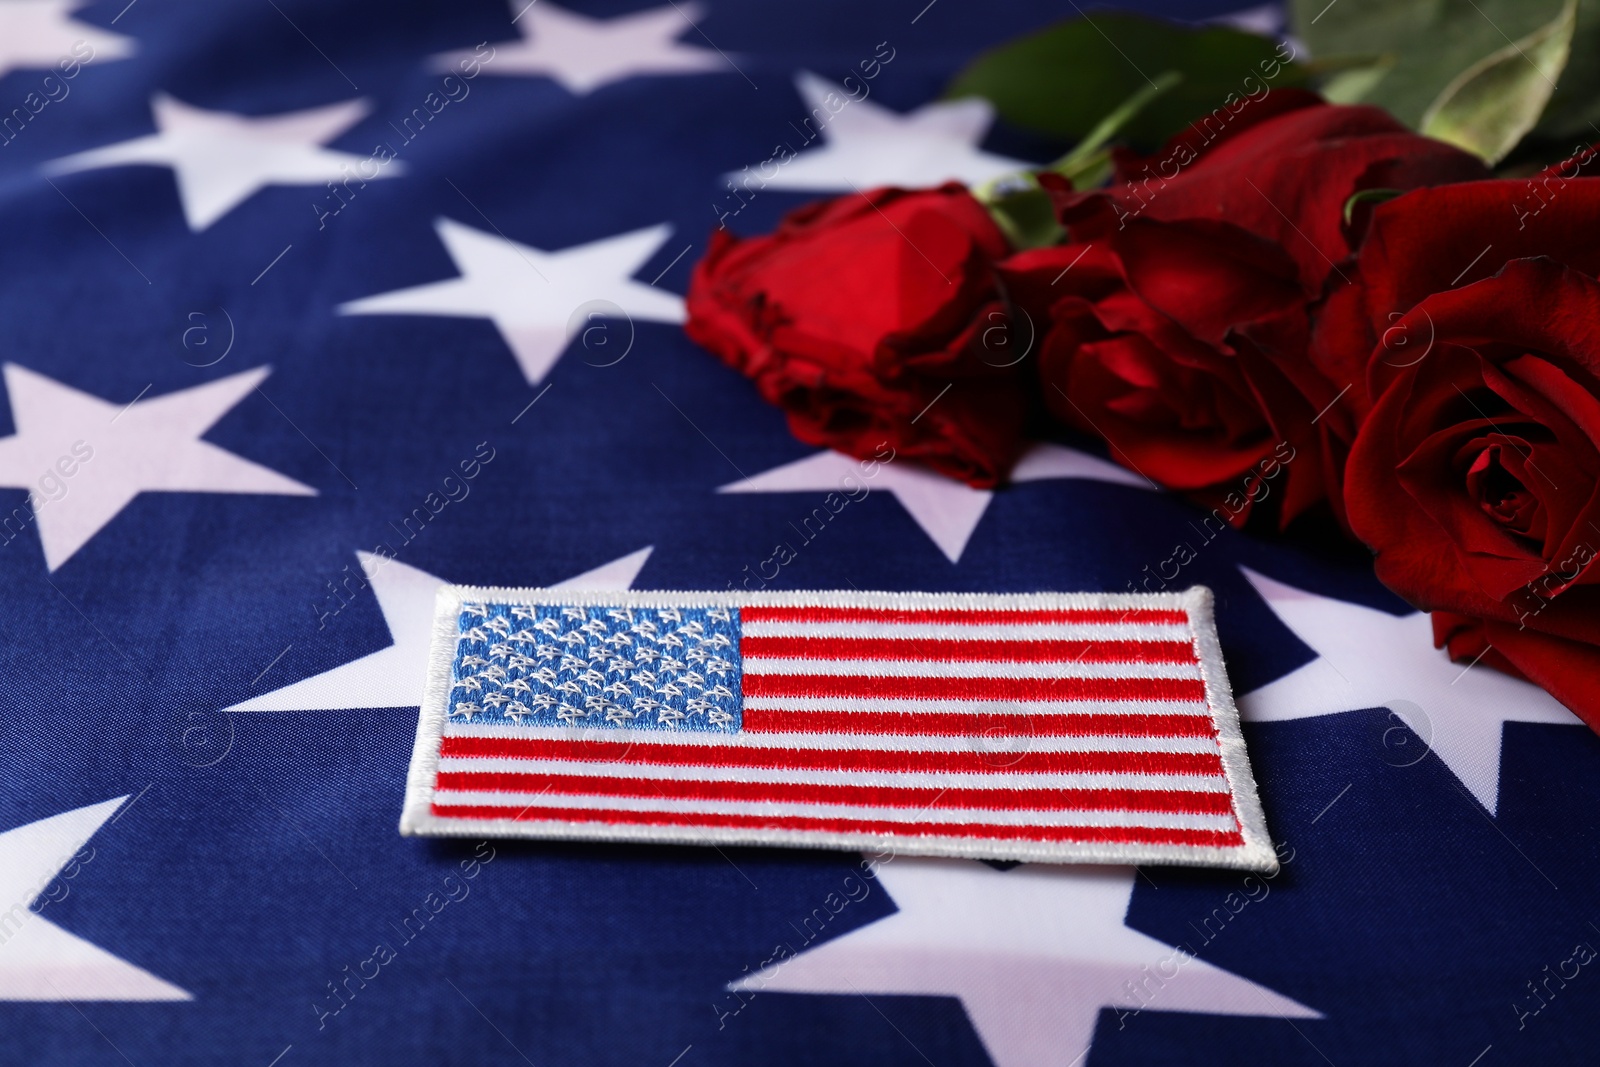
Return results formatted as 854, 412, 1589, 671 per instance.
1532, 0, 1600, 140
1290, 0, 1571, 128
1342, 187, 1402, 224
1054, 71, 1184, 171
945, 14, 1307, 150
1308, 54, 1396, 104
1420, 0, 1577, 163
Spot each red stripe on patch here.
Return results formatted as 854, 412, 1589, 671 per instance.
438, 735, 1224, 776
739, 673, 1207, 702
739, 709, 1218, 737
738, 635, 1199, 662
740, 606, 1190, 625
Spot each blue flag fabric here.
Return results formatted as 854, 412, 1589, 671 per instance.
1, 1, 1598, 1064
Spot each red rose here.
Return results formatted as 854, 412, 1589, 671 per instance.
684, 184, 1028, 488
1334, 174, 1600, 730
1010, 94, 1487, 527
1004, 217, 1333, 526
1314, 166, 1600, 416
1091, 90, 1491, 293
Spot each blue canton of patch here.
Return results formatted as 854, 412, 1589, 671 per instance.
447, 603, 742, 732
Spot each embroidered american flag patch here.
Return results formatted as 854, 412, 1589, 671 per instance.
400, 587, 1276, 871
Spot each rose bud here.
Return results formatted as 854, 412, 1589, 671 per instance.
685, 184, 1030, 488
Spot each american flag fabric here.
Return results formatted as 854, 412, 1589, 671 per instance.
403, 588, 1276, 869
3, 0, 1600, 1065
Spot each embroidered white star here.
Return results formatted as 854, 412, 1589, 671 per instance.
719, 443, 1151, 563
0, 797, 190, 1001
740, 71, 1028, 192
432, 0, 727, 94
226, 547, 653, 711
338, 218, 685, 387
1238, 566, 1580, 813
735, 857, 1316, 1067
0, 0, 134, 79
0, 364, 314, 572
45, 94, 397, 231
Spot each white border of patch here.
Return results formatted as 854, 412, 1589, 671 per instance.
401, 585, 1278, 873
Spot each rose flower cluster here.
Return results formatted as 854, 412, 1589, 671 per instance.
685, 90, 1600, 733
